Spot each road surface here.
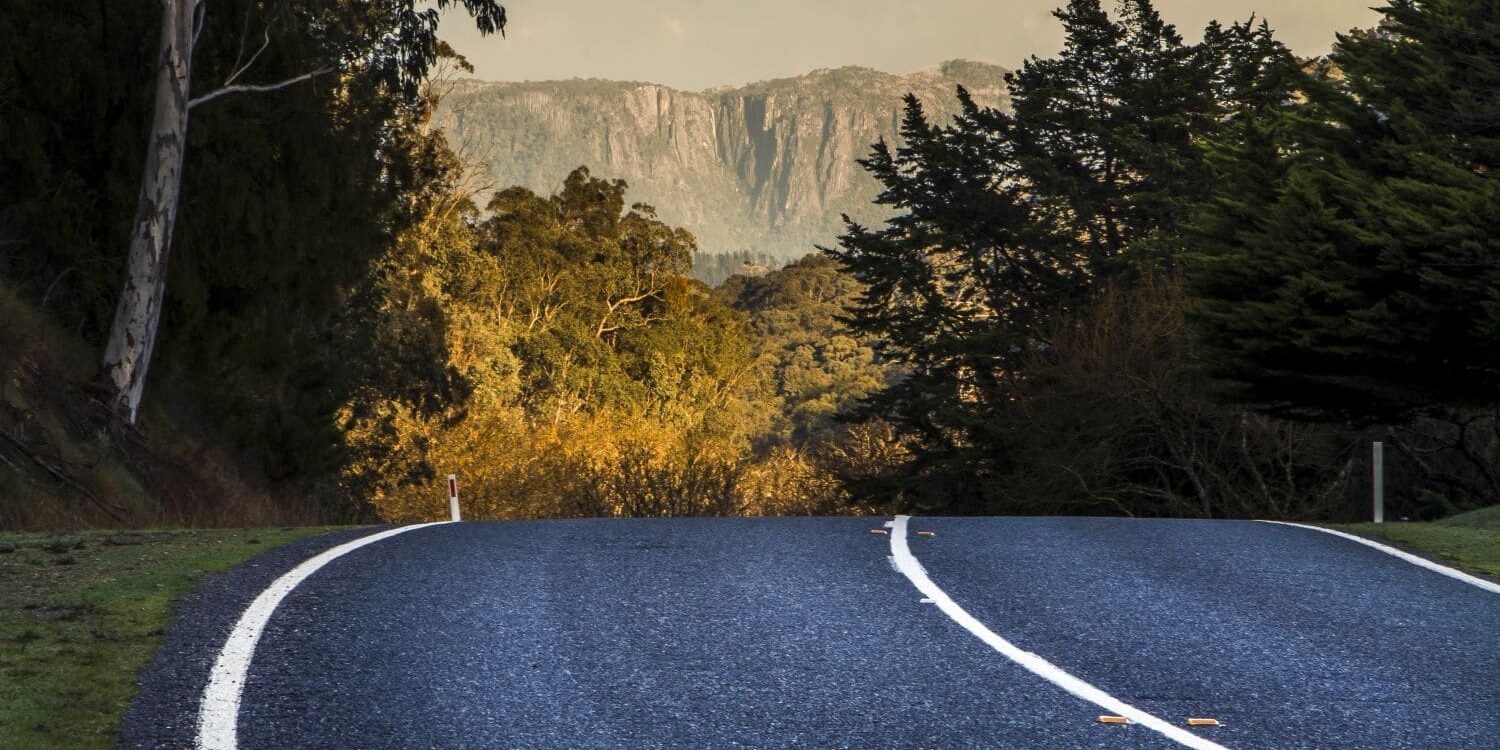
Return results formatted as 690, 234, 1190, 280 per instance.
120, 517, 1500, 749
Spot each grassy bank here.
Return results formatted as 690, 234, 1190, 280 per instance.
1337, 505, 1500, 579
0, 527, 336, 750
2, 282, 316, 530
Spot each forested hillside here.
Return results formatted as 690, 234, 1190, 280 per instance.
3, 0, 1497, 528
436, 62, 1011, 265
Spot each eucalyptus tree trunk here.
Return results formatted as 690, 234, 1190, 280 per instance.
99, 0, 488, 423
101, 0, 199, 423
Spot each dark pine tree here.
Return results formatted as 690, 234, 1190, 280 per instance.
828, 1, 1298, 511
1187, 0, 1500, 423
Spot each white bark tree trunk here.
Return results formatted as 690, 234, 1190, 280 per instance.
101, 0, 199, 423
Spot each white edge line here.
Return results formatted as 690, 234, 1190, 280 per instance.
196, 522, 451, 750
1258, 520, 1500, 596
887, 516, 1232, 750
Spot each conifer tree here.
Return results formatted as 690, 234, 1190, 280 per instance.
829, 0, 1299, 509
1188, 0, 1500, 422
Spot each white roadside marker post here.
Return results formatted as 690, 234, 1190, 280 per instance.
447, 474, 461, 522
1372, 441, 1384, 524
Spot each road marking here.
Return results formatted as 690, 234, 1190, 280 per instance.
197, 523, 450, 750
886, 516, 1234, 750
1258, 521, 1500, 596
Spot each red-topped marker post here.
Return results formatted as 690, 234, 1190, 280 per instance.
447, 474, 461, 522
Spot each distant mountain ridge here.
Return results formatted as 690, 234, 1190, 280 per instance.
438, 60, 1011, 262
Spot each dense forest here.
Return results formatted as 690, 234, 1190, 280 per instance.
2, 0, 1497, 528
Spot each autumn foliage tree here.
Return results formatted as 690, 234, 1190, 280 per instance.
342, 160, 784, 520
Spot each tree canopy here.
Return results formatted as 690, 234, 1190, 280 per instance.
342, 163, 781, 519
1187, 0, 1500, 424
827, 0, 1303, 511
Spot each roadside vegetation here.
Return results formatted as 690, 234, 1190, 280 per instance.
0, 283, 323, 529
0, 527, 335, 750
4, 0, 1499, 527
1340, 505, 1500, 580
825, 0, 1500, 520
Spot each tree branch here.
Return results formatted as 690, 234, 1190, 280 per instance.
224, 27, 272, 87
191, 0, 206, 48
229, 1, 254, 74
188, 65, 333, 109
606, 291, 658, 313
595, 290, 662, 338
0, 429, 126, 522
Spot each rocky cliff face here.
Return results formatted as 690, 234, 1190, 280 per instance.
440, 60, 1010, 260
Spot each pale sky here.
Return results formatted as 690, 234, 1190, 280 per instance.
435, 1, 1384, 91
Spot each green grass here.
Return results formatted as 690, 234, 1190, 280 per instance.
1337, 504, 1500, 580
1435, 503, 1500, 529
0, 527, 339, 750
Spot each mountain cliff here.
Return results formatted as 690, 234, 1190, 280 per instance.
438, 60, 1010, 263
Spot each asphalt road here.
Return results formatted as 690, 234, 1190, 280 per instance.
120, 517, 1500, 749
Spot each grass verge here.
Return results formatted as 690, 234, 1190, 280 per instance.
0, 527, 337, 750
1336, 504, 1500, 580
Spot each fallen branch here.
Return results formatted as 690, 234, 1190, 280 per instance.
0, 429, 126, 522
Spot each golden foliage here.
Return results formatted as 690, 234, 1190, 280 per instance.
346, 407, 857, 522
340, 164, 874, 520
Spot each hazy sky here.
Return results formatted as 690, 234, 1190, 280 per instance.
435, 1, 1385, 91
